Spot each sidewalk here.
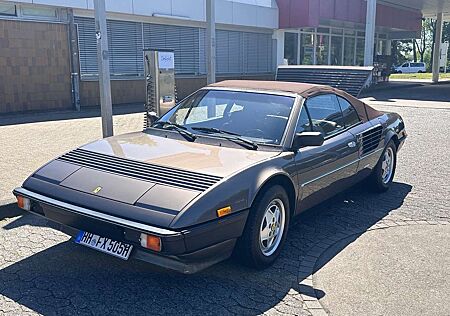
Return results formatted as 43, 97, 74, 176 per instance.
0, 109, 144, 202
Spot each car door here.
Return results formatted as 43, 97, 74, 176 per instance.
294, 94, 359, 212
401, 63, 410, 73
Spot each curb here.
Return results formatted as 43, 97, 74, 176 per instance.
298, 218, 450, 315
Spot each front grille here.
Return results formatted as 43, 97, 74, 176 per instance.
360, 125, 383, 155
57, 149, 223, 192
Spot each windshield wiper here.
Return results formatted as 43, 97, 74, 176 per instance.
191, 126, 258, 150
152, 121, 197, 142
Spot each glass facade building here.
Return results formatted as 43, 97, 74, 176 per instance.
284, 27, 389, 66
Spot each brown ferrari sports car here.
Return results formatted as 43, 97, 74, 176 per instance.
14, 80, 406, 273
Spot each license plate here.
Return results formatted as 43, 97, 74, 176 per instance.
75, 231, 133, 260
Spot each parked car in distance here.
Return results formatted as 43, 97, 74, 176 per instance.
13, 81, 407, 274
394, 62, 426, 74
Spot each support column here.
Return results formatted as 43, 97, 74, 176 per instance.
206, 0, 216, 85
94, 0, 113, 137
67, 8, 80, 111
364, 0, 377, 66
432, 12, 444, 83
273, 30, 285, 66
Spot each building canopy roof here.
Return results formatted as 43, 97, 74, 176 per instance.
387, 0, 450, 18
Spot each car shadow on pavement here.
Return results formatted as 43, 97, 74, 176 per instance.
0, 182, 411, 315
360, 82, 450, 103
0, 203, 24, 221
0, 103, 144, 127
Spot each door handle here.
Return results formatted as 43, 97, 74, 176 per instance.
347, 141, 357, 148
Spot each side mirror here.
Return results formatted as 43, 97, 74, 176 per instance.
147, 111, 159, 125
292, 132, 324, 151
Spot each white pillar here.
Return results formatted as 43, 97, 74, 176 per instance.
273, 30, 285, 66
432, 12, 444, 83
364, 0, 377, 66
94, 0, 113, 138
206, 0, 216, 84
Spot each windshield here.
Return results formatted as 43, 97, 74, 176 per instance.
157, 90, 296, 145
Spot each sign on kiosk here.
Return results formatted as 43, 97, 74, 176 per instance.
158, 51, 175, 69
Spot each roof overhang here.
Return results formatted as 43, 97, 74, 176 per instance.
380, 0, 450, 19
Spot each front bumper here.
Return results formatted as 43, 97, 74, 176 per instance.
13, 187, 249, 274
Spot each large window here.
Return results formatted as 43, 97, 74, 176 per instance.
343, 37, 356, 66
21, 5, 57, 18
76, 17, 273, 78
306, 94, 345, 138
0, 3, 16, 16
330, 36, 343, 65
356, 38, 365, 66
143, 23, 200, 75
284, 32, 298, 65
300, 33, 314, 65
316, 34, 329, 65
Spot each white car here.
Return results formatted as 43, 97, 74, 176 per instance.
394, 62, 426, 74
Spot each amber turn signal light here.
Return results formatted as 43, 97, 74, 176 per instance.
16, 196, 31, 211
140, 233, 162, 252
217, 206, 232, 218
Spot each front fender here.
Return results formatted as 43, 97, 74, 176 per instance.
169, 152, 296, 229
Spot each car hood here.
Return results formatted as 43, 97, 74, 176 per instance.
80, 131, 280, 178
23, 132, 281, 227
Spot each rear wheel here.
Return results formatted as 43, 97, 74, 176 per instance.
369, 140, 397, 192
236, 185, 290, 269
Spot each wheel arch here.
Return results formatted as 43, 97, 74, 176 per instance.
250, 173, 297, 218
385, 128, 400, 150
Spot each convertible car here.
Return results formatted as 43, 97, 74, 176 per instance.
14, 80, 406, 273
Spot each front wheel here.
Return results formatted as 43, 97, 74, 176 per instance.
369, 140, 397, 192
235, 185, 290, 269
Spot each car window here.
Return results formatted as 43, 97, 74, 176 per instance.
295, 106, 312, 133
306, 94, 345, 138
336, 96, 360, 127
402, 63, 409, 68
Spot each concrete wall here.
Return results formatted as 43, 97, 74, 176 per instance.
0, 19, 72, 114
3, 0, 279, 29
79, 74, 275, 107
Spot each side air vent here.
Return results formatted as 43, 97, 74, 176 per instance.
57, 149, 222, 192
360, 125, 383, 155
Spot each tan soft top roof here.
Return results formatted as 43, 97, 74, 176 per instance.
208, 80, 322, 96
207, 80, 382, 122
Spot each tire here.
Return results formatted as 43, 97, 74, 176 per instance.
369, 140, 397, 192
235, 185, 290, 269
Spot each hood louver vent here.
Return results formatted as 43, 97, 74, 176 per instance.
361, 125, 383, 155
57, 149, 222, 192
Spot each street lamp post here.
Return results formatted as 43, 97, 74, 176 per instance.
94, 0, 114, 138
